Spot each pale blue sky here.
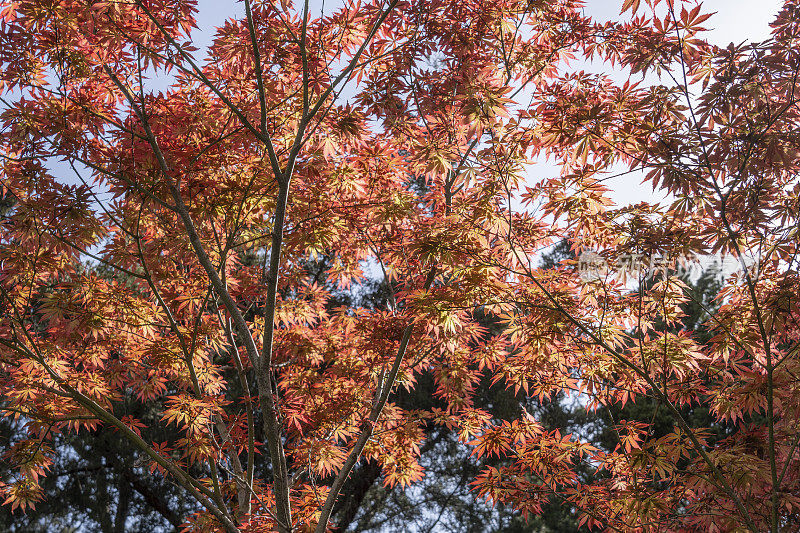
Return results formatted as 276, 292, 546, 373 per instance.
192, 0, 783, 51
582, 0, 782, 45
50, 0, 784, 215
599, 0, 783, 205
186, 0, 784, 206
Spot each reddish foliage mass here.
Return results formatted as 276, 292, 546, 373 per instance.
1, 0, 800, 531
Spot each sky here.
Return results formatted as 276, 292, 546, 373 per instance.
583, 0, 782, 45
192, 0, 784, 50
190, 0, 784, 52
49, 0, 785, 218
565, 0, 784, 206
24, 0, 777, 274
185, 0, 785, 207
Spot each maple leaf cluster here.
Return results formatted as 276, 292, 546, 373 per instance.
1, 0, 799, 531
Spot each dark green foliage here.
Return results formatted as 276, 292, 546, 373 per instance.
0, 405, 196, 532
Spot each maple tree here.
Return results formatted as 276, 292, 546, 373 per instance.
1, 0, 800, 531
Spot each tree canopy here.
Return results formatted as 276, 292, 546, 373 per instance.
1, 0, 799, 531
